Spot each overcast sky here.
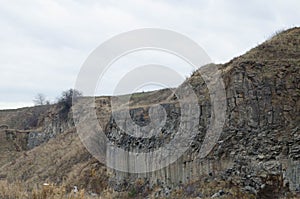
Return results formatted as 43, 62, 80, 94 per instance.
0, 0, 299, 109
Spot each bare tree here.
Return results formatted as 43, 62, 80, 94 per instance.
33, 93, 46, 105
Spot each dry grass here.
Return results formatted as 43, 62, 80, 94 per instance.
0, 180, 103, 199
1, 180, 299, 199
0, 180, 144, 199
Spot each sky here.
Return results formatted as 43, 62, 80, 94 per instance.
0, 0, 299, 109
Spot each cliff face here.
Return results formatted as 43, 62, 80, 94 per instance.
0, 27, 299, 198
0, 104, 74, 153
99, 28, 300, 195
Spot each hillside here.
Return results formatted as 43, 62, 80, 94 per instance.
0, 27, 299, 198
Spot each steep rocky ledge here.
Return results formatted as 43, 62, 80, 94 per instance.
98, 27, 300, 197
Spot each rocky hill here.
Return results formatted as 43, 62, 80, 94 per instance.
0, 27, 299, 198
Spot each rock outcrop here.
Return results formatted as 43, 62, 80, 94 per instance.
96, 27, 300, 197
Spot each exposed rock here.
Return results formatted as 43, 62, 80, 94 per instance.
211, 190, 225, 198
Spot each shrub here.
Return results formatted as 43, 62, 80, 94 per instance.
57, 89, 82, 120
